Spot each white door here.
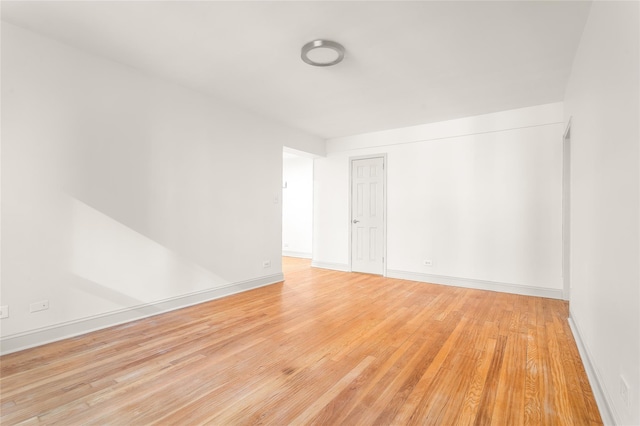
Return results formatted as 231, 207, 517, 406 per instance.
351, 157, 385, 275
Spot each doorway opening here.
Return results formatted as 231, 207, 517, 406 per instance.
282, 147, 314, 264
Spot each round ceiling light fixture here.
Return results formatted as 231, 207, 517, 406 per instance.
301, 39, 345, 67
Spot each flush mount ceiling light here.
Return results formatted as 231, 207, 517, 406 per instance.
301, 39, 345, 67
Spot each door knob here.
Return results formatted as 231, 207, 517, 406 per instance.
352, 219, 360, 224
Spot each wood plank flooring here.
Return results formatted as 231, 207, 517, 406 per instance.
0, 257, 602, 425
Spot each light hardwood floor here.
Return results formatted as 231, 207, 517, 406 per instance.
0, 257, 601, 425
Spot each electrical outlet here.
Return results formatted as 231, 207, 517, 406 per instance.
620, 376, 630, 408
262, 260, 271, 268
423, 259, 433, 266
0, 305, 8, 319
30, 300, 49, 313
284, 243, 289, 248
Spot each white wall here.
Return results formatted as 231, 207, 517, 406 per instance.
314, 103, 565, 298
282, 155, 313, 258
564, 2, 639, 424
0, 23, 324, 353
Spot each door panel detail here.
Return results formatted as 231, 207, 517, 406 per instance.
351, 157, 385, 275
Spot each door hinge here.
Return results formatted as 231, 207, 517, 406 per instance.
382, 257, 385, 263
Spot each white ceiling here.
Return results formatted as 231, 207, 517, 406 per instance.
1, 1, 591, 139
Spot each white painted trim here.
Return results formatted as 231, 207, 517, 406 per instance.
563, 116, 572, 140
562, 117, 572, 301
386, 270, 563, 299
282, 250, 312, 259
311, 261, 350, 272
568, 311, 617, 426
0, 273, 284, 355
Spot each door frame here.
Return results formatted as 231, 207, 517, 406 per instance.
562, 118, 572, 301
282, 146, 318, 265
348, 154, 388, 276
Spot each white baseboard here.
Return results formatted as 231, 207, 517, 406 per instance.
282, 250, 312, 259
386, 270, 563, 299
568, 311, 617, 426
311, 260, 350, 272
0, 273, 284, 356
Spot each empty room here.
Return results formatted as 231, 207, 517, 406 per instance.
1, 1, 638, 425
